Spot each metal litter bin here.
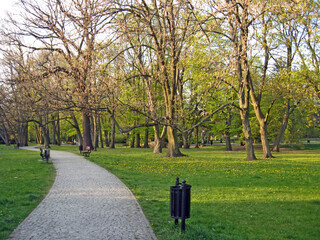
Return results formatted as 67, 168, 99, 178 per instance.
170, 177, 191, 232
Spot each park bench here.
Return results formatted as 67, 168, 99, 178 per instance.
80, 146, 91, 157
40, 147, 50, 163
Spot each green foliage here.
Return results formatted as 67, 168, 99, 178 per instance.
0, 146, 55, 240
56, 145, 320, 240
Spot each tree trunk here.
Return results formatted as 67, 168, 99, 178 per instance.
143, 128, 149, 148
99, 116, 104, 148
110, 115, 115, 149
52, 115, 57, 145
35, 123, 42, 144
56, 112, 61, 145
200, 129, 204, 147
23, 122, 28, 146
239, 109, 256, 160
0, 124, 10, 145
182, 131, 190, 149
226, 135, 232, 151
71, 112, 83, 147
259, 121, 272, 158
135, 133, 141, 148
195, 127, 199, 148
130, 135, 135, 148
41, 122, 50, 148
92, 115, 99, 150
251, 99, 273, 158
153, 125, 162, 154
273, 100, 291, 152
82, 110, 93, 149
104, 130, 109, 147
273, 42, 294, 152
225, 112, 232, 151
166, 126, 184, 157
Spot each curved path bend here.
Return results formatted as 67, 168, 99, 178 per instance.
9, 146, 156, 240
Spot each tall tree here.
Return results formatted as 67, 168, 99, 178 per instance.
10, 0, 111, 149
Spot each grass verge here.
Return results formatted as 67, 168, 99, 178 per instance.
51, 144, 320, 240
0, 145, 55, 240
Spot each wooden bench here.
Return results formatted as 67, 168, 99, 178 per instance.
81, 146, 91, 157
40, 148, 50, 163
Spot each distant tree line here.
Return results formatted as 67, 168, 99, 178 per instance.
0, 0, 319, 159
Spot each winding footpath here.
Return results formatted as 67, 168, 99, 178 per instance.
8, 146, 156, 240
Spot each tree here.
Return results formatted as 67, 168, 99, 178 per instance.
10, 0, 112, 149
114, 0, 202, 157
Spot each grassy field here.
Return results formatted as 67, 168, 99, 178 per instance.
50, 144, 320, 240
0, 146, 55, 240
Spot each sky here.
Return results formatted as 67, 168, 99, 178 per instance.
0, 0, 18, 19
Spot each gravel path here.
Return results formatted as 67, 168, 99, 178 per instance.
8, 147, 156, 240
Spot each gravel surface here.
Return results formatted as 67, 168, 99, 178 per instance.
8, 147, 156, 240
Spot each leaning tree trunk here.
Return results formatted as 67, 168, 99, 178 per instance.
153, 125, 162, 154
251, 98, 273, 158
71, 112, 83, 147
0, 124, 10, 145
259, 120, 273, 158
273, 100, 291, 152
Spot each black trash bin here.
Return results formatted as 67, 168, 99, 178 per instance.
44, 149, 50, 162
170, 177, 191, 232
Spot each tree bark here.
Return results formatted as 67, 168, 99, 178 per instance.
104, 130, 109, 147
143, 128, 149, 148
153, 125, 162, 154
273, 100, 291, 152
99, 116, 104, 148
40, 115, 50, 148
0, 124, 10, 145
225, 114, 232, 151
166, 126, 185, 157
82, 110, 93, 149
195, 127, 199, 148
110, 114, 115, 149
56, 112, 61, 145
92, 115, 99, 150
182, 131, 190, 149
52, 115, 58, 145
135, 132, 141, 148
239, 109, 256, 160
130, 135, 135, 148
251, 97, 273, 158
70, 112, 83, 147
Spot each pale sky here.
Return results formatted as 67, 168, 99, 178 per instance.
0, 0, 18, 19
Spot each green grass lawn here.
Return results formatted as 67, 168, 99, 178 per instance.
0, 145, 55, 240
51, 144, 320, 240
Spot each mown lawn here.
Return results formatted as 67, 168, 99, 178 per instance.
52, 144, 320, 240
0, 146, 55, 240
